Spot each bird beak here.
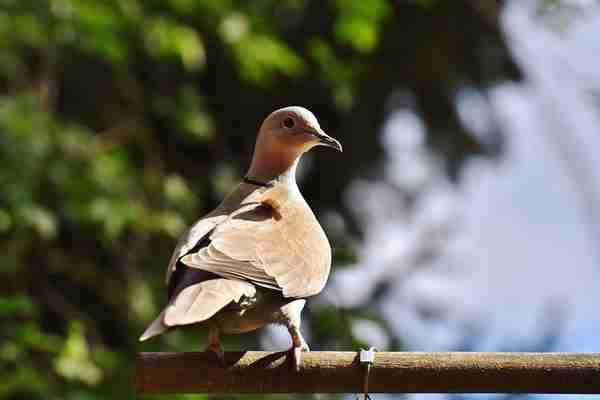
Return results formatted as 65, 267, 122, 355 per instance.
311, 128, 342, 152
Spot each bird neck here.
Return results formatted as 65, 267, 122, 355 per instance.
246, 153, 299, 187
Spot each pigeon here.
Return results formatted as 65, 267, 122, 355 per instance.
139, 106, 342, 369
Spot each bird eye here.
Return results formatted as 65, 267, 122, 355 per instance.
283, 117, 295, 129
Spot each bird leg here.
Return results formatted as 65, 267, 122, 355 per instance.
288, 324, 310, 371
280, 299, 309, 371
206, 325, 225, 366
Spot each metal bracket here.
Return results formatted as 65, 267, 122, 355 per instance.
358, 347, 377, 400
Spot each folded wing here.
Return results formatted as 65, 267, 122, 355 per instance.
139, 277, 255, 341
181, 187, 331, 298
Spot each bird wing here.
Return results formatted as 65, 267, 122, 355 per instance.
180, 185, 332, 298
164, 212, 227, 285
163, 278, 256, 326
139, 275, 256, 340
164, 183, 260, 286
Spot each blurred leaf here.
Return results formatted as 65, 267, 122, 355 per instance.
0, 209, 12, 232
64, 0, 130, 63
145, 17, 206, 70
14, 321, 61, 353
232, 35, 305, 85
20, 205, 58, 238
0, 365, 52, 398
154, 88, 215, 141
92, 346, 123, 372
164, 174, 195, 211
332, 0, 390, 53
54, 321, 103, 385
219, 12, 249, 44
0, 296, 37, 317
129, 281, 155, 320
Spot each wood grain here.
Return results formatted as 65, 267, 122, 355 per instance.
136, 351, 600, 394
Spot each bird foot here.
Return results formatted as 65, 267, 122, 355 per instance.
207, 325, 225, 366
290, 341, 310, 371
206, 343, 225, 366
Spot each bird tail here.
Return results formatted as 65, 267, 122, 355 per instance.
139, 278, 256, 341
139, 309, 168, 341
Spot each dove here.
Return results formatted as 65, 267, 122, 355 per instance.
139, 106, 342, 369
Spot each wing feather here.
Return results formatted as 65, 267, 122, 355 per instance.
180, 186, 332, 298
165, 215, 226, 284
164, 278, 255, 326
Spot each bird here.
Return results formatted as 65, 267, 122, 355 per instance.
139, 106, 342, 369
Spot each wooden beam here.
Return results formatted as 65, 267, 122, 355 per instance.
136, 351, 600, 394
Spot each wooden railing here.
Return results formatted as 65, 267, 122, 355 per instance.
136, 351, 600, 394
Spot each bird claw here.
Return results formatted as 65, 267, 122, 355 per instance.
290, 342, 309, 371
292, 346, 302, 371
300, 341, 310, 352
206, 325, 225, 366
206, 343, 226, 366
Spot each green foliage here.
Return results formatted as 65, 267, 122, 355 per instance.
233, 34, 305, 85
332, 0, 390, 53
145, 17, 206, 70
54, 322, 102, 385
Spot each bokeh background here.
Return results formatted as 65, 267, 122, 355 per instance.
2, 0, 600, 399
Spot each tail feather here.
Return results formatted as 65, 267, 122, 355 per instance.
139, 309, 168, 341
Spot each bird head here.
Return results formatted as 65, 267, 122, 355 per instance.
248, 106, 342, 182
257, 106, 342, 154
